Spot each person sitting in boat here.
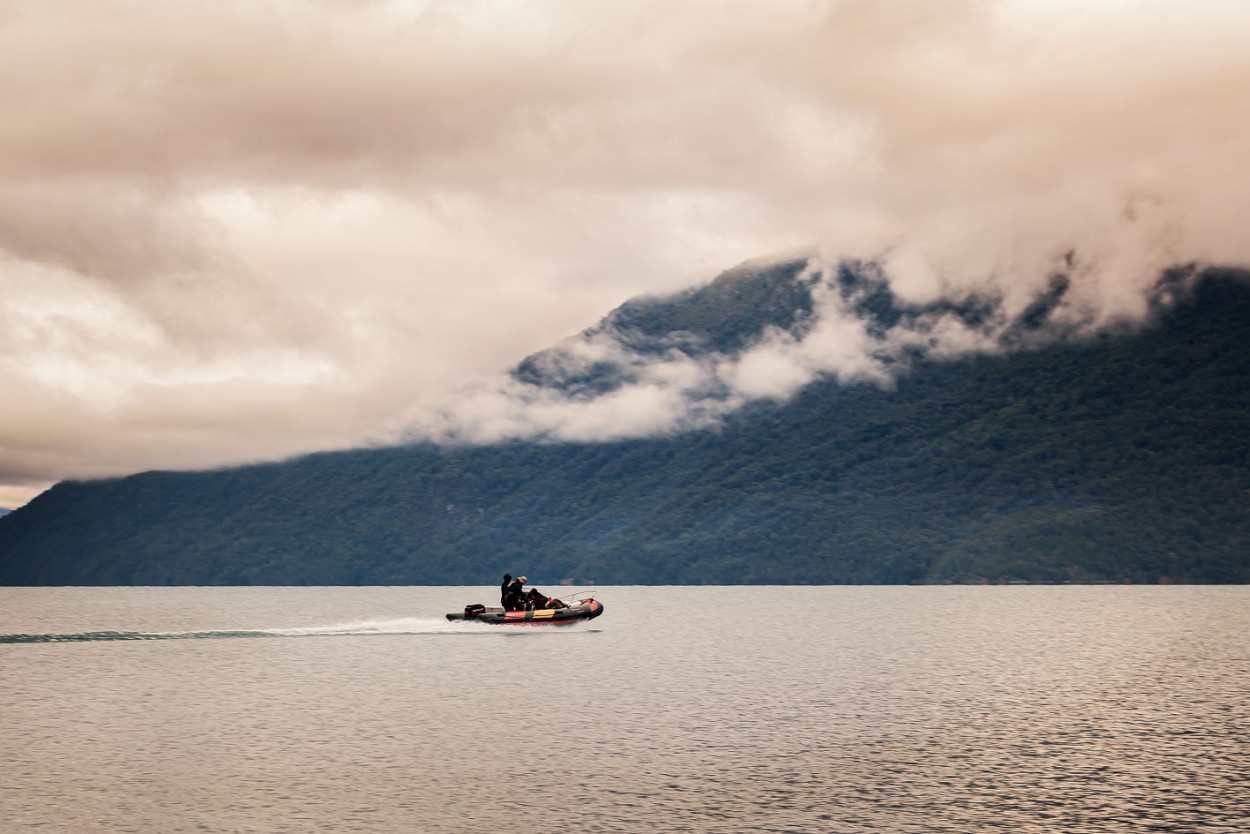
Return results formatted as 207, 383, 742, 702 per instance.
524, 587, 565, 610
502, 575, 527, 611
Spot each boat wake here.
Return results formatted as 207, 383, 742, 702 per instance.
0, 629, 276, 644
266, 617, 490, 638
0, 616, 600, 644
1, 618, 481, 644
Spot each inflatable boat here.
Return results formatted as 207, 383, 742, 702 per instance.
446, 598, 604, 626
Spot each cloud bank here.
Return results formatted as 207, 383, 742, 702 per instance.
3, 0, 1250, 505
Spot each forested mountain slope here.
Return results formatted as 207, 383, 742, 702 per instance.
2, 264, 1248, 585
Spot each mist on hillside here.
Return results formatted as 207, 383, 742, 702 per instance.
410, 255, 1212, 444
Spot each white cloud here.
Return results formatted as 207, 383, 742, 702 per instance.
2, 0, 1250, 506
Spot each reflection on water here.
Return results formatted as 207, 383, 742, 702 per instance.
1, 586, 1247, 833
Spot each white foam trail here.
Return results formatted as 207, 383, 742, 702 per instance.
265, 617, 487, 637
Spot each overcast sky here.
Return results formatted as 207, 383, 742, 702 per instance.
3, 0, 1250, 507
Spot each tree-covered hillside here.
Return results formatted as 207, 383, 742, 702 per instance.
2, 266, 1249, 585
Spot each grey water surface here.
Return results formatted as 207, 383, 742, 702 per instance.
2, 585, 1247, 833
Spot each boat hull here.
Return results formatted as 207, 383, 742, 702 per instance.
446, 599, 604, 625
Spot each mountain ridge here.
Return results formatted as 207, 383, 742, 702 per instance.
2, 262, 1248, 585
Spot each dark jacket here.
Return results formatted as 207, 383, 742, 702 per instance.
502, 578, 525, 611
500, 574, 512, 607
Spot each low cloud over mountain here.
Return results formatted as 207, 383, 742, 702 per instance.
412, 254, 1207, 445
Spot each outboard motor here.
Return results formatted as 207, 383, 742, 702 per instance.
463, 603, 486, 620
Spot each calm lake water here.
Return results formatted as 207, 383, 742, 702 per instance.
1, 586, 1247, 833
